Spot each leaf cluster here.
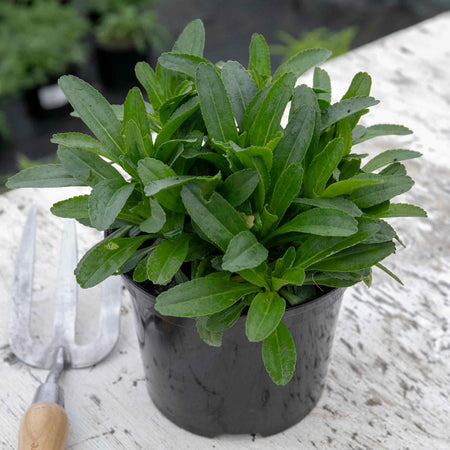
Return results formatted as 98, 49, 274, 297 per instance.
94, 4, 168, 53
272, 26, 357, 61
7, 19, 426, 385
0, 0, 88, 97
79, 0, 167, 53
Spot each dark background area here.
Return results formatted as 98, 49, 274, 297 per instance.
1, 0, 448, 178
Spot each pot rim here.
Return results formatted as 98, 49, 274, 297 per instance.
122, 273, 345, 319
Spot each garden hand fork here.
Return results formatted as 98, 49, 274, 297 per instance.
10, 205, 122, 450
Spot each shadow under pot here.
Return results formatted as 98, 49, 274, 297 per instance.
122, 274, 345, 437
95, 44, 150, 91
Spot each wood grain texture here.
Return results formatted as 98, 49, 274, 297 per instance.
19, 402, 68, 450
0, 12, 450, 449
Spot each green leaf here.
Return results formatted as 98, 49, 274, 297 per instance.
369, 203, 427, 218
303, 270, 370, 287
158, 52, 208, 78
182, 147, 230, 174
155, 276, 259, 317
376, 263, 403, 285
353, 124, 412, 144
341, 72, 372, 128
172, 19, 205, 57
268, 164, 303, 225
57, 147, 122, 186
230, 142, 273, 171
88, 180, 136, 230
221, 61, 257, 129
140, 198, 166, 233
123, 119, 147, 163
146, 234, 190, 285
313, 67, 331, 108
185, 235, 215, 262
295, 217, 379, 268
133, 256, 149, 282
137, 157, 176, 182
292, 197, 362, 217
290, 84, 320, 120
249, 73, 296, 146
271, 105, 315, 182
379, 162, 406, 176
342, 72, 372, 99
239, 262, 271, 289
273, 247, 296, 277
362, 149, 421, 172
363, 219, 396, 244
196, 63, 238, 143
181, 182, 248, 251
6, 165, 84, 188
144, 173, 220, 197
218, 169, 259, 207
196, 317, 223, 346
262, 322, 297, 386
197, 301, 247, 347
137, 158, 184, 213
246, 292, 285, 342
208, 301, 247, 330
51, 132, 109, 158
135, 62, 165, 110
248, 34, 271, 87
349, 175, 414, 208
273, 48, 331, 80
124, 87, 151, 139
272, 267, 306, 291
154, 96, 200, 149
321, 97, 379, 131
321, 173, 382, 198
303, 138, 343, 197
280, 286, 317, 306
51, 195, 89, 219
309, 242, 395, 272
58, 75, 124, 159
242, 85, 269, 131
76, 235, 150, 288
222, 231, 268, 272
269, 208, 358, 239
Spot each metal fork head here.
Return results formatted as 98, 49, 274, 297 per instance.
9, 206, 122, 370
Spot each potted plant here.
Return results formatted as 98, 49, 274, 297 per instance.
0, 0, 88, 119
81, 0, 168, 90
7, 19, 426, 437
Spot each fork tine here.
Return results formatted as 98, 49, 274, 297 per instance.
52, 219, 78, 346
70, 276, 122, 368
9, 205, 37, 360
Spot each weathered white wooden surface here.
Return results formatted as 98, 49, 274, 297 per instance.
1, 13, 450, 449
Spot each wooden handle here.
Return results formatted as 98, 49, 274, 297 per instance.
18, 402, 68, 450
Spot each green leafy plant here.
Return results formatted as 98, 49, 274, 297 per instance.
82, 0, 167, 53
7, 19, 426, 385
272, 27, 356, 61
95, 5, 167, 53
82, 0, 157, 15
0, 0, 88, 97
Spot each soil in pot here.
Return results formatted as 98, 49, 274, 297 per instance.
122, 274, 344, 437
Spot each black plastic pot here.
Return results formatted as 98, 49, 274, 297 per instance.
95, 44, 149, 91
23, 73, 74, 120
122, 275, 344, 437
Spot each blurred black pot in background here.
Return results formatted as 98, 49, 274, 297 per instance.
95, 44, 150, 91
